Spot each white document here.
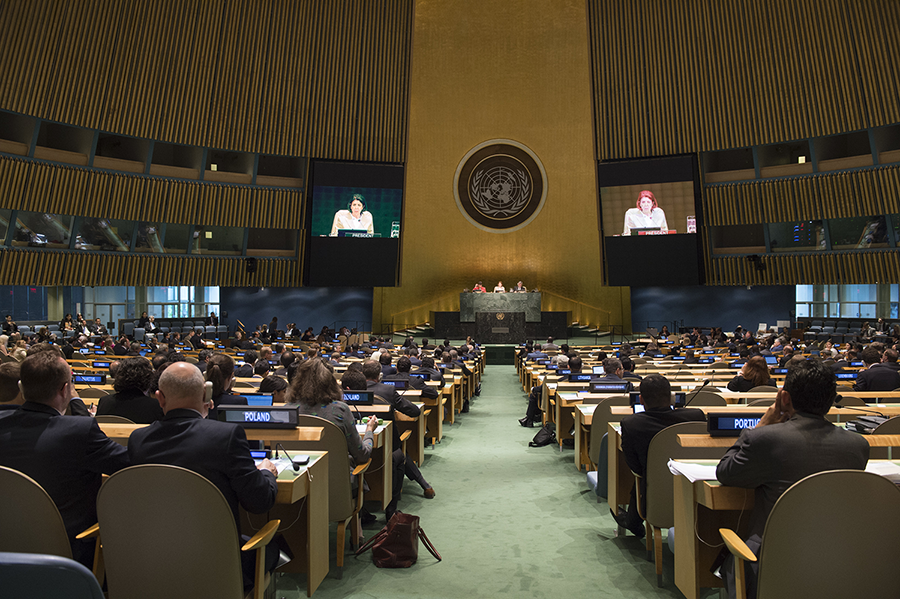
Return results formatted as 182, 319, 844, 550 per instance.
668, 459, 719, 482
866, 461, 900, 484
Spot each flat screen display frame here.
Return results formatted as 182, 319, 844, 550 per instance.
597, 155, 704, 286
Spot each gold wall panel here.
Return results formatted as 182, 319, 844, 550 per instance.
707, 252, 900, 286
704, 164, 900, 226
0, 249, 301, 288
374, 0, 628, 333
0, 0, 412, 161
588, 0, 900, 160
0, 156, 303, 230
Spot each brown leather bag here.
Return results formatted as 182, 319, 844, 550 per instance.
355, 513, 441, 567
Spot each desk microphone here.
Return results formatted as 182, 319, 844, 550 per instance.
683, 378, 712, 407
274, 442, 302, 472
832, 401, 887, 419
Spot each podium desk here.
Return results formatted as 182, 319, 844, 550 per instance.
243, 451, 329, 597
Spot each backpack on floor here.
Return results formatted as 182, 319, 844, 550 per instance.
529, 424, 556, 447
355, 512, 441, 568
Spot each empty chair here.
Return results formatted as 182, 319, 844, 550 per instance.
747, 398, 776, 407
834, 395, 866, 406
47, 324, 60, 332
586, 396, 630, 500
0, 552, 104, 599
204, 326, 217, 339
643, 421, 728, 586
720, 470, 900, 599
97, 464, 279, 599
279, 415, 371, 571
682, 390, 727, 406
94, 415, 136, 424
868, 415, 900, 459
0, 467, 101, 579
122, 322, 134, 336
133, 327, 145, 342
76, 388, 108, 399
747, 385, 778, 393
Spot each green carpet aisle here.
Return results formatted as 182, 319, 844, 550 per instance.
278, 365, 690, 598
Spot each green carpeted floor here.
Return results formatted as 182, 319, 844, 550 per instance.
277, 364, 696, 598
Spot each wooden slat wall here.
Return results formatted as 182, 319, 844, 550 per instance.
704, 164, 900, 226
0, 156, 303, 230
587, 0, 900, 160
708, 252, 900, 286
0, 0, 412, 161
0, 249, 301, 287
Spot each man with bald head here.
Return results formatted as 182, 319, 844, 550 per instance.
128, 362, 280, 591
0, 351, 129, 567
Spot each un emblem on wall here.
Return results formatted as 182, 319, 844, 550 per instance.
454, 139, 547, 233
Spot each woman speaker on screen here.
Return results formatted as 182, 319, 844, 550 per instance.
622, 190, 668, 236
330, 194, 374, 236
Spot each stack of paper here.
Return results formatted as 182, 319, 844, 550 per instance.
668, 460, 718, 482
866, 462, 900, 484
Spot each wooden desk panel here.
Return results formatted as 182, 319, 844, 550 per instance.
243, 450, 329, 597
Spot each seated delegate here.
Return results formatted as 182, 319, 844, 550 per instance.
727, 356, 776, 392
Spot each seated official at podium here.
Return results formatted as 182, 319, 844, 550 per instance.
330, 194, 374, 236
622, 190, 668, 235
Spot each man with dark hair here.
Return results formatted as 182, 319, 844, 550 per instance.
541, 337, 558, 351
527, 345, 548, 362
406, 346, 422, 366
2, 314, 17, 335
852, 347, 900, 391
621, 357, 642, 381
594, 358, 634, 391
358, 360, 435, 501
717, 359, 869, 599
196, 349, 212, 374
234, 349, 257, 378
97, 356, 163, 424
390, 356, 439, 400
879, 348, 900, 371
413, 356, 444, 384
379, 352, 397, 377
0, 351, 130, 567
612, 375, 705, 537
128, 362, 280, 591
126, 342, 142, 356
568, 355, 584, 373
275, 350, 296, 377
361, 360, 423, 518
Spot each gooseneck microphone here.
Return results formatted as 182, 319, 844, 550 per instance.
275, 442, 301, 472
683, 378, 712, 407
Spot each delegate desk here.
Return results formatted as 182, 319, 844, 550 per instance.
95, 422, 330, 597
604, 405, 900, 520
672, 457, 900, 599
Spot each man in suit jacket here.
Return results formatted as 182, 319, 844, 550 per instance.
0, 352, 130, 567
379, 352, 397, 377
614, 375, 706, 536
853, 347, 900, 391
717, 359, 869, 599
388, 356, 439, 400
233, 350, 257, 378
362, 360, 423, 518
128, 362, 279, 591
593, 358, 634, 392
413, 356, 444, 385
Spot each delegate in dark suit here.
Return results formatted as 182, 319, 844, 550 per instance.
0, 402, 129, 567
128, 409, 277, 534
852, 364, 900, 391
716, 360, 869, 599
615, 374, 705, 535
97, 389, 164, 424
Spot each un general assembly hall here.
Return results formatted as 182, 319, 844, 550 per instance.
2, 1, 900, 598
